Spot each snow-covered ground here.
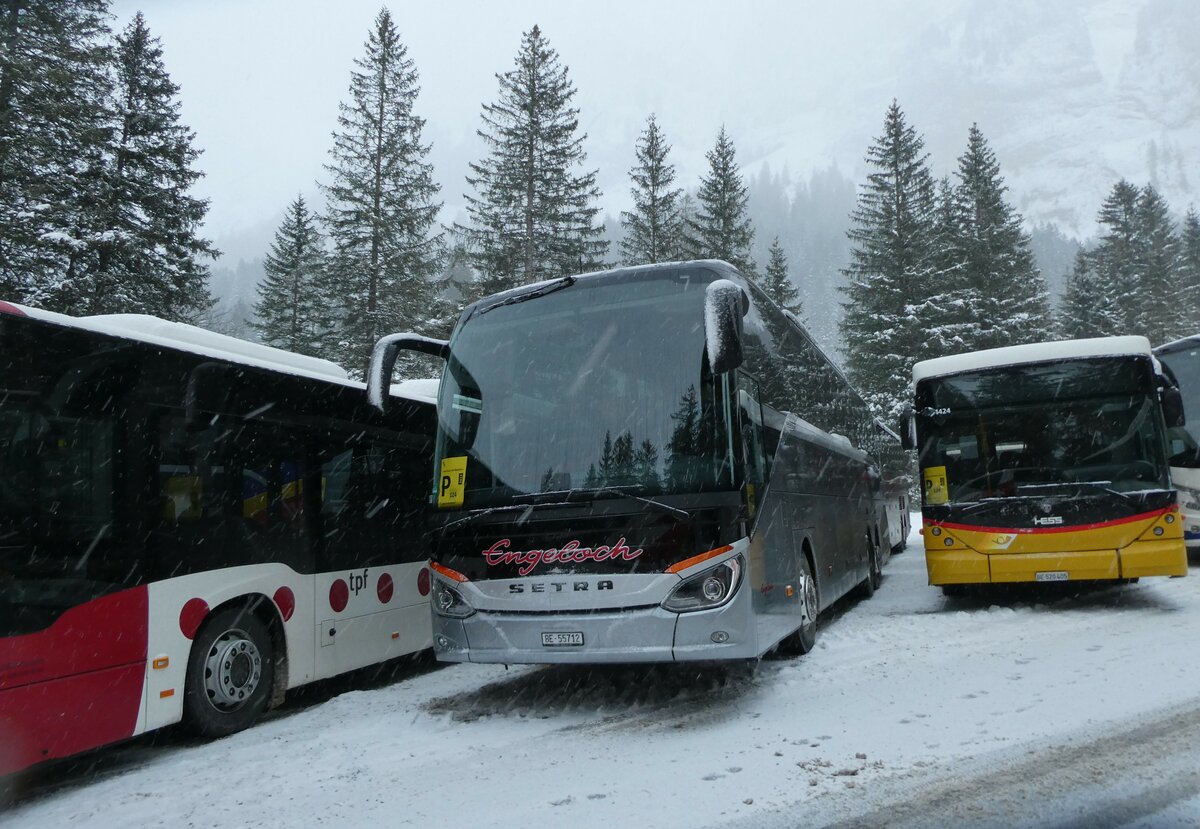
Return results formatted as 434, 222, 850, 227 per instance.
4, 522, 1200, 827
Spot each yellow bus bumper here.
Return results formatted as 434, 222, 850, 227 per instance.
926, 539, 1187, 585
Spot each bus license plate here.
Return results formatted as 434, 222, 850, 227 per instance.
1036, 571, 1069, 582
542, 632, 584, 647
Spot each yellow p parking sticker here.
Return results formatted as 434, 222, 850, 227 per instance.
923, 465, 949, 505
438, 456, 468, 508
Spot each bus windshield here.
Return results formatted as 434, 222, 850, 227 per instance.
1155, 344, 1200, 468
435, 270, 734, 508
915, 357, 1169, 504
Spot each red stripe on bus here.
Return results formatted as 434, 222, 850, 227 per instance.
930, 507, 1171, 536
0, 585, 148, 774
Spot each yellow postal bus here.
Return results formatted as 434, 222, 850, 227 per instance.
903, 336, 1187, 594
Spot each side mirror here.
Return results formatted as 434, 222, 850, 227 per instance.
898, 407, 916, 451
705, 279, 749, 374
1161, 386, 1186, 428
368, 333, 450, 412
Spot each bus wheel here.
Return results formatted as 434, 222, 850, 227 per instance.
941, 584, 968, 598
183, 606, 275, 738
857, 536, 880, 599
777, 554, 818, 656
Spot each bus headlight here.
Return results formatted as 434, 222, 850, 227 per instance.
662, 556, 743, 613
433, 581, 475, 618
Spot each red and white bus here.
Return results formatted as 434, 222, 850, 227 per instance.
0, 301, 436, 776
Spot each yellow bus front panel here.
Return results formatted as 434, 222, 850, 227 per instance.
923, 506, 1186, 585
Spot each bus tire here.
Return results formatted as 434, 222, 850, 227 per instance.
183, 606, 275, 738
941, 584, 968, 598
857, 535, 880, 599
777, 553, 818, 656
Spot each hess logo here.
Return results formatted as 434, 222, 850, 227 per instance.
1033, 516, 1064, 526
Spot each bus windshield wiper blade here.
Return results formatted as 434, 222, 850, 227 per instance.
437, 486, 691, 532
477, 275, 576, 315
536, 486, 692, 520
436, 503, 537, 534
1017, 480, 1135, 503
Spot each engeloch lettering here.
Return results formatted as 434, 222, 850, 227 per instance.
482, 537, 643, 576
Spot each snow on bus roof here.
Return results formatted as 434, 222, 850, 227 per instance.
5, 301, 355, 386
390, 378, 439, 404
1154, 333, 1200, 356
912, 336, 1152, 383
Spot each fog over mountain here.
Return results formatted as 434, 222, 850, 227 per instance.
113, 0, 1199, 345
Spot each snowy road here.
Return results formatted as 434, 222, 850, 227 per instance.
4, 523, 1200, 828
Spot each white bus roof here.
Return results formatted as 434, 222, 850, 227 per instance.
391, 378, 439, 404
1155, 333, 1200, 355
912, 336, 1153, 384
1, 302, 437, 402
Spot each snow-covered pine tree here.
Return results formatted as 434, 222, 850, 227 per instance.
687, 126, 755, 273
1091, 180, 1142, 335
949, 124, 1051, 351
839, 101, 938, 418
923, 175, 974, 359
457, 25, 605, 296
1180, 207, 1200, 332
1059, 250, 1106, 338
676, 192, 700, 260
254, 195, 329, 355
321, 9, 444, 376
0, 0, 112, 307
68, 12, 214, 321
619, 114, 683, 265
759, 237, 802, 315
1129, 186, 1182, 344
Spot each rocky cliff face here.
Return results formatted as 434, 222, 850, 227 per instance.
896, 0, 1199, 235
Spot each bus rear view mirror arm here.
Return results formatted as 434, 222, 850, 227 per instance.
705, 279, 749, 374
898, 407, 916, 451
368, 333, 449, 411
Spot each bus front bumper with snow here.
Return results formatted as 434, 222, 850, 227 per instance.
925, 539, 1188, 585
431, 582, 759, 664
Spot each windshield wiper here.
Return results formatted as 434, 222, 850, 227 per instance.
435, 485, 692, 534
1016, 480, 1137, 504
535, 486, 692, 520
435, 503, 538, 534
477, 275, 576, 315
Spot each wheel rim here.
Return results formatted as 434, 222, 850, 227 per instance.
203, 627, 263, 711
799, 567, 817, 624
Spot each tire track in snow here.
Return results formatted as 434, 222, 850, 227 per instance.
735, 696, 1200, 828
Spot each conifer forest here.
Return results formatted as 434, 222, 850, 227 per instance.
2, 1, 1197, 417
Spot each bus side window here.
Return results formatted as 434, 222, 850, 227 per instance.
320, 439, 429, 572
153, 415, 314, 578
738, 373, 769, 492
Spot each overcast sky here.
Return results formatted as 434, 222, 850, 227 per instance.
106, 1, 964, 244
107, 1, 1179, 260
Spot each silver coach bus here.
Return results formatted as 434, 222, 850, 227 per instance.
369, 261, 903, 663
